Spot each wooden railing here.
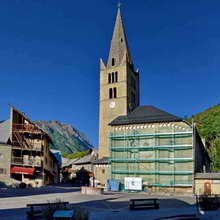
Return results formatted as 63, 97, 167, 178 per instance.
13, 124, 42, 133
11, 157, 42, 167
12, 130, 43, 151
13, 131, 29, 149
11, 157, 23, 164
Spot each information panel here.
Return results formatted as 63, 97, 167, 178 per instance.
124, 177, 142, 190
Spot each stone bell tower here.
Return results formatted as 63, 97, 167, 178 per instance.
98, 7, 140, 158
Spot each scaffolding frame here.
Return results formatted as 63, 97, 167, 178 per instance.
110, 126, 194, 189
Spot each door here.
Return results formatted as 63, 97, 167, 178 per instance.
204, 181, 211, 195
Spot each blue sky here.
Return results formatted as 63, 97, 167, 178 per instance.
0, 0, 219, 147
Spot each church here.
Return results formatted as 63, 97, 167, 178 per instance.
96, 6, 210, 193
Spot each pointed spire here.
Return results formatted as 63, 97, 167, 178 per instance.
107, 7, 132, 68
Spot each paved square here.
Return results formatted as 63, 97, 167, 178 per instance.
0, 185, 219, 220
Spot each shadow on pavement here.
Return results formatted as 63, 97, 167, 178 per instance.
0, 207, 28, 220
0, 184, 80, 198
1, 195, 220, 220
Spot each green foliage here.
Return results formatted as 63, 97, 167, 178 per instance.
74, 207, 89, 220
189, 104, 220, 171
61, 150, 90, 159
42, 199, 89, 220
211, 139, 220, 172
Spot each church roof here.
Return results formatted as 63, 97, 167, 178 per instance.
109, 106, 182, 126
107, 7, 132, 67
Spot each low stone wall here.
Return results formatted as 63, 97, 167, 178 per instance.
144, 186, 193, 195
23, 178, 43, 188
81, 186, 103, 195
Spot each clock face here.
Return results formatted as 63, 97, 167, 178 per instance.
109, 101, 116, 109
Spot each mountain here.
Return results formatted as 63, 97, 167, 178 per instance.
36, 120, 94, 154
189, 103, 220, 171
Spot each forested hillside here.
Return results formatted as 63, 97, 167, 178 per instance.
189, 104, 220, 171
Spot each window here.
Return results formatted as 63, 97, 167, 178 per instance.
115, 72, 117, 82
108, 73, 111, 84
112, 58, 115, 66
102, 169, 105, 174
109, 88, 117, 99
108, 72, 118, 84
109, 88, 113, 99
113, 87, 117, 98
0, 168, 6, 174
111, 72, 115, 83
121, 38, 123, 43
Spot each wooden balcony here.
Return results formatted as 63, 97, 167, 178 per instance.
13, 124, 42, 134
12, 142, 42, 151
11, 157, 42, 167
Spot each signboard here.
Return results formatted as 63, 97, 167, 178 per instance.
124, 177, 142, 190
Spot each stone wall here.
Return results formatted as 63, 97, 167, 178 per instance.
93, 164, 110, 187
0, 144, 12, 184
195, 179, 220, 195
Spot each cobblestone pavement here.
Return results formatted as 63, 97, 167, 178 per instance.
0, 185, 219, 220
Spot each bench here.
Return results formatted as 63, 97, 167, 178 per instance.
26, 202, 69, 220
129, 198, 159, 210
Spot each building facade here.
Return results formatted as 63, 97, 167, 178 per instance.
194, 173, 220, 195
0, 106, 59, 187
109, 106, 210, 193
0, 143, 12, 185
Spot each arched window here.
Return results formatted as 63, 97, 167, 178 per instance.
108, 73, 111, 83
112, 58, 115, 66
109, 88, 113, 99
113, 87, 117, 98
112, 72, 114, 83
115, 71, 118, 82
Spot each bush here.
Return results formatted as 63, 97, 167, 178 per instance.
61, 150, 90, 159
19, 182, 27, 188
74, 207, 89, 220
43, 199, 68, 220
42, 199, 89, 220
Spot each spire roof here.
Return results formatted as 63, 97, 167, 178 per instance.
107, 7, 132, 67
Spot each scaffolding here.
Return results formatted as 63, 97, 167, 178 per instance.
10, 107, 45, 169
109, 123, 194, 191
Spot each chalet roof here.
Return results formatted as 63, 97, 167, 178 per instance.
9, 105, 52, 143
0, 120, 10, 144
73, 154, 95, 165
92, 157, 110, 165
194, 173, 220, 180
61, 158, 79, 168
109, 106, 182, 126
